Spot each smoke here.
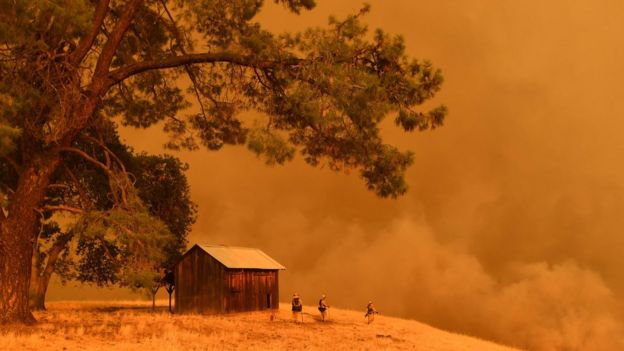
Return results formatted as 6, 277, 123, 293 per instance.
199, 209, 624, 350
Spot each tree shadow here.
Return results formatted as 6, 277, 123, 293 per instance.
89, 305, 170, 314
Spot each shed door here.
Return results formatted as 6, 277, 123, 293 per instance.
260, 273, 275, 310
265, 273, 275, 309
228, 272, 243, 312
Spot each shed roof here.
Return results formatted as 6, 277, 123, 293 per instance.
194, 244, 286, 270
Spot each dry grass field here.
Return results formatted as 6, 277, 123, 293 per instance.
0, 300, 520, 351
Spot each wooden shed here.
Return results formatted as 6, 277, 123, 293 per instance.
174, 244, 286, 314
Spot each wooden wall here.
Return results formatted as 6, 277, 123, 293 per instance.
225, 269, 279, 313
175, 246, 227, 314
175, 247, 280, 314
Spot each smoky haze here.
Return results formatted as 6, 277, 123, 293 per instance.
48, 1, 624, 350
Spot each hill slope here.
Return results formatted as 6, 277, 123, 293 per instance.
0, 301, 520, 350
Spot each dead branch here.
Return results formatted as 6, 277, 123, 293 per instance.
57, 146, 128, 206
80, 134, 128, 175
62, 164, 94, 211
57, 146, 115, 178
42, 205, 85, 214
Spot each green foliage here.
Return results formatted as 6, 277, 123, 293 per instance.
0, 124, 20, 158
0, 0, 92, 46
106, 71, 190, 129
75, 237, 121, 286
247, 127, 295, 165
74, 195, 174, 289
234, 5, 446, 196
104, 2, 448, 197
1, 0, 447, 215
131, 153, 197, 267
275, 0, 316, 14
0, 89, 22, 157
361, 146, 413, 197
396, 105, 448, 132
31, 128, 196, 290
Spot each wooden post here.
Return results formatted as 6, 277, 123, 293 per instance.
166, 285, 174, 313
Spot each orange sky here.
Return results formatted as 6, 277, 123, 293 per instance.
50, 1, 624, 349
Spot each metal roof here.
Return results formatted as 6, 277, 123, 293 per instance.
195, 244, 286, 270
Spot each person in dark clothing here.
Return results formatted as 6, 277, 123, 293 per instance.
291, 293, 303, 322
365, 301, 378, 324
318, 294, 329, 321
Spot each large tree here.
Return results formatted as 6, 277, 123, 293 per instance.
0, 0, 446, 323
28, 132, 197, 310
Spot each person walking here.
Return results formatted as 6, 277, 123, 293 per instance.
318, 294, 329, 322
291, 293, 303, 322
365, 301, 378, 324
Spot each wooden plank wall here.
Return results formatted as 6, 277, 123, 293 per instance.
174, 247, 195, 313
175, 247, 227, 314
225, 269, 279, 313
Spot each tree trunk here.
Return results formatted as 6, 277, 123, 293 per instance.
167, 286, 174, 314
29, 234, 73, 311
29, 245, 44, 310
0, 156, 61, 324
168, 290, 172, 313
29, 274, 48, 311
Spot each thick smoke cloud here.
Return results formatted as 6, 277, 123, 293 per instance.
196, 200, 624, 350
49, 1, 624, 350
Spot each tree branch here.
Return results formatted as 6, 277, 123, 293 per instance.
61, 0, 142, 146
1, 155, 21, 174
42, 205, 85, 214
93, 0, 144, 78
158, 0, 212, 120
80, 134, 128, 175
62, 164, 93, 211
70, 0, 111, 66
41, 232, 74, 284
57, 146, 128, 206
107, 53, 302, 86
158, 0, 187, 50
47, 184, 70, 190
57, 146, 115, 178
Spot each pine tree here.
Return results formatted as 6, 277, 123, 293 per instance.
0, 0, 445, 323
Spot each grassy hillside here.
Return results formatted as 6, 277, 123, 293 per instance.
0, 301, 520, 351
